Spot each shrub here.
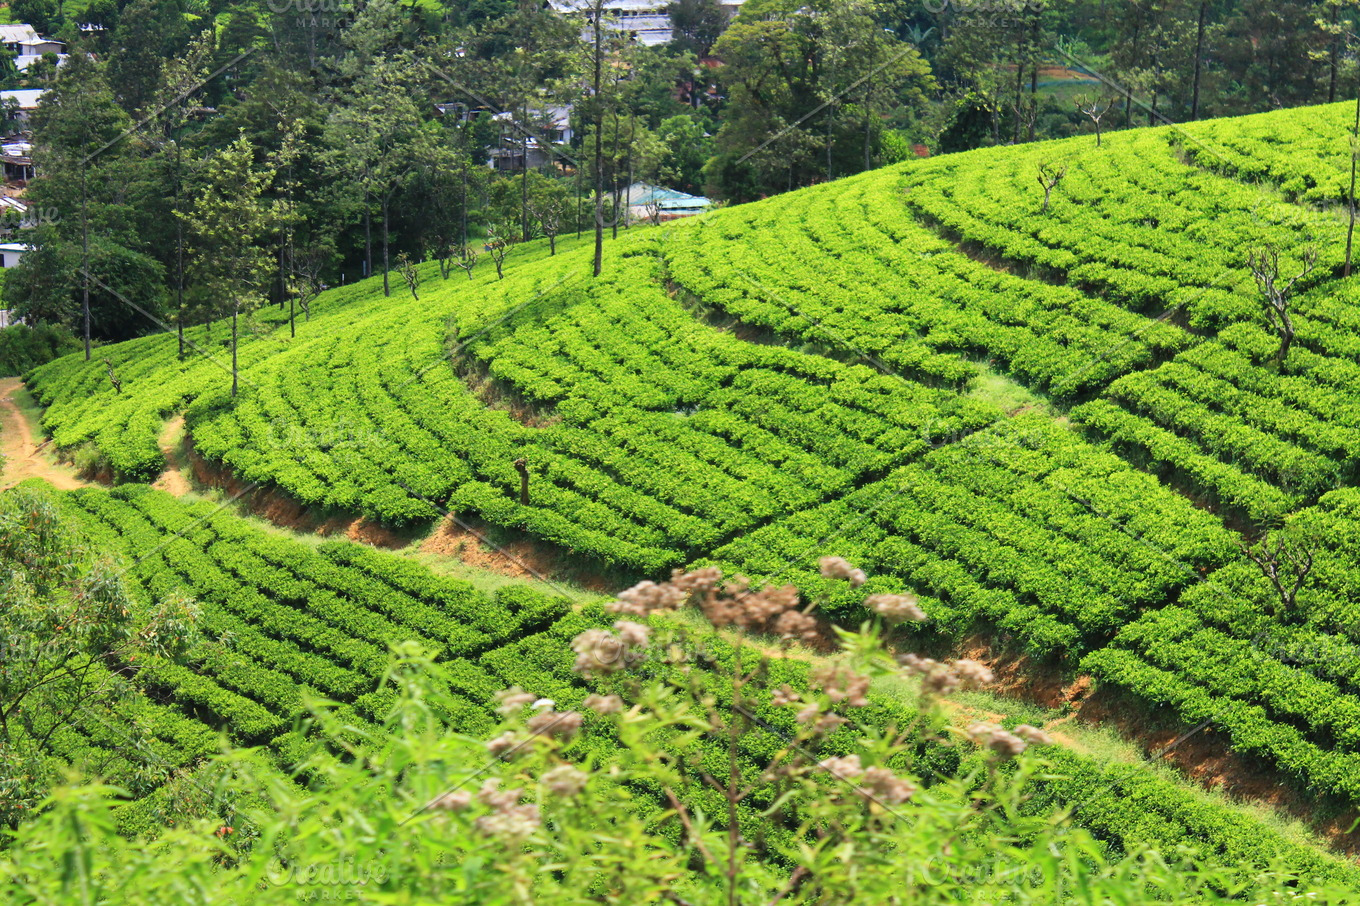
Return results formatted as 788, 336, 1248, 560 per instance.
1, 564, 1355, 903
0, 322, 80, 377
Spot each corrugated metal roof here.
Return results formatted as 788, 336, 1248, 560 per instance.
624, 183, 711, 210
0, 25, 40, 44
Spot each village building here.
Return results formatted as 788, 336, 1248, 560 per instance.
0, 241, 31, 268
0, 23, 67, 72
547, 0, 744, 46
622, 182, 711, 221
1, 89, 47, 124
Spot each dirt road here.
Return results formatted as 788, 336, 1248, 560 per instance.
0, 376, 88, 490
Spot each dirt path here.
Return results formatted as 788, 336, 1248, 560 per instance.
151, 416, 192, 497
0, 376, 89, 491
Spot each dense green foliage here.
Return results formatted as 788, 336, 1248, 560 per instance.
8, 0, 1359, 345
18, 82, 1360, 898
6, 484, 1360, 900
4, 639, 1356, 905
1085, 487, 1360, 806
662, 166, 1193, 396
713, 414, 1234, 650
29, 235, 992, 568
901, 127, 1337, 331
0, 322, 79, 376
1171, 100, 1360, 204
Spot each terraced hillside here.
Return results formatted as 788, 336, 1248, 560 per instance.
16, 482, 1360, 890
23, 100, 1360, 851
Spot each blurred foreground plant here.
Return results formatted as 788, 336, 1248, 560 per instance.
0, 560, 1350, 904
0, 486, 201, 829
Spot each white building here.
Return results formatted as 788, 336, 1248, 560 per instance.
0, 89, 46, 123
1, 138, 32, 182
0, 24, 64, 71
549, 0, 744, 46
16, 51, 69, 72
487, 106, 575, 172
0, 24, 43, 53
0, 241, 32, 268
0, 197, 28, 230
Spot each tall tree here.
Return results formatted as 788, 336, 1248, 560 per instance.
1247, 243, 1319, 367
656, 113, 712, 194
584, 113, 665, 229
139, 32, 215, 358
707, 0, 932, 200
180, 135, 276, 397
470, 0, 576, 242
1348, 93, 1360, 278
561, 0, 621, 277
104, 0, 193, 115
325, 56, 431, 297
1189, 0, 1208, 118
668, 0, 727, 56
274, 117, 336, 338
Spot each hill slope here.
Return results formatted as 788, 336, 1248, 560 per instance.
22, 101, 1360, 853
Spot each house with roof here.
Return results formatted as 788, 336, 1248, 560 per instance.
622, 182, 711, 221
549, 0, 744, 46
0, 241, 32, 268
1, 137, 32, 182
1, 89, 46, 123
0, 24, 66, 72
486, 106, 575, 172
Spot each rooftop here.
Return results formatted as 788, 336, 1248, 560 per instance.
0, 89, 46, 109
0, 24, 40, 44
624, 182, 711, 210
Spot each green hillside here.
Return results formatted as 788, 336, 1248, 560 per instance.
9, 481, 1360, 894
16, 99, 1360, 893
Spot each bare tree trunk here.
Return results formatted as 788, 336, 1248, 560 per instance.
1347, 93, 1359, 277
175, 145, 185, 359
364, 202, 372, 280
1028, 11, 1039, 143
231, 306, 239, 397
82, 169, 90, 360
521, 102, 531, 242
863, 81, 872, 172
382, 196, 391, 297
514, 458, 530, 505
826, 103, 834, 182
1124, 17, 1139, 129
1190, 1, 1206, 119
1013, 30, 1025, 143
1330, 4, 1340, 104
1277, 309, 1294, 365
626, 158, 634, 229
592, 3, 603, 278
610, 107, 622, 240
